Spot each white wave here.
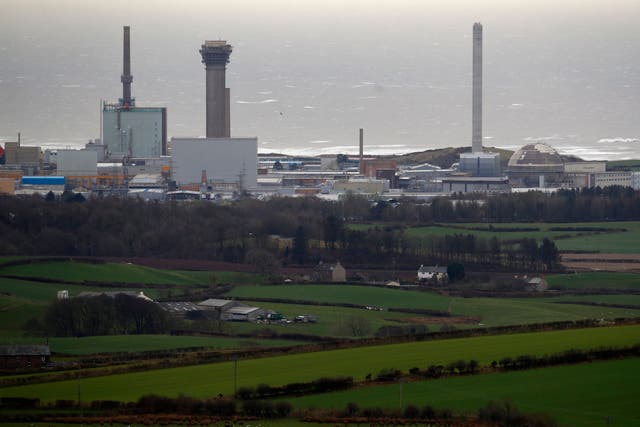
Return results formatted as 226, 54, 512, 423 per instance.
524, 135, 564, 142
598, 137, 639, 144
303, 106, 315, 109
236, 99, 278, 104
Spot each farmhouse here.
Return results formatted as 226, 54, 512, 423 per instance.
526, 277, 549, 292
417, 265, 448, 282
0, 345, 50, 370
311, 261, 346, 282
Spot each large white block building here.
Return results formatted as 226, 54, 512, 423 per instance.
170, 137, 257, 190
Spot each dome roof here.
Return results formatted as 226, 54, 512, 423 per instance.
507, 143, 563, 169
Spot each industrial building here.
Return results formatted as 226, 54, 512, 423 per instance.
55, 149, 98, 188
1, 137, 42, 176
200, 40, 232, 138
171, 137, 257, 190
169, 39, 258, 192
446, 23, 506, 193
101, 27, 167, 160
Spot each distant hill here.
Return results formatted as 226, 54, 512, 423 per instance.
385, 147, 515, 169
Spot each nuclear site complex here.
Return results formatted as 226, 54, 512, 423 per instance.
0, 24, 638, 199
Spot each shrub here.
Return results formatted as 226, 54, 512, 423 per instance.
376, 368, 402, 381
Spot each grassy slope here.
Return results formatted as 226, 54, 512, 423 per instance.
547, 272, 640, 290
226, 285, 640, 327
1, 325, 638, 402
0, 261, 212, 285
287, 358, 640, 427
355, 221, 640, 254
8, 335, 300, 355
0, 260, 266, 286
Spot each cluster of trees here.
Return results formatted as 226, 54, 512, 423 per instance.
29, 295, 169, 337
0, 187, 633, 267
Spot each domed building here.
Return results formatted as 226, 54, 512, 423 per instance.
506, 143, 565, 187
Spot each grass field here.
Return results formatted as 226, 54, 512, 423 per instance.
0, 276, 166, 301
547, 272, 640, 290
227, 300, 419, 337
226, 285, 640, 327
0, 294, 47, 338
7, 335, 301, 355
286, 358, 640, 427
354, 221, 640, 254
0, 260, 264, 286
1, 324, 638, 402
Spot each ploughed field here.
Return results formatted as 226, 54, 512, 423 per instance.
1, 324, 638, 402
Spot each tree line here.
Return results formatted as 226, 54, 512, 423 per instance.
0, 187, 635, 268
29, 294, 170, 337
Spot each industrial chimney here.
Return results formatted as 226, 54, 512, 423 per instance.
359, 128, 364, 175
472, 22, 482, 153
200, 40, 233, 138
121, 26, 133, 108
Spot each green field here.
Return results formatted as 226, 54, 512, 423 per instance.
547, 272, 640, 290
355, 221, 640, 254
226, 284, 640, 327
0, 260, 265, 286
6, 335, 301, 355
0, 276, 166, 301
227, 300, 418, 337
1, 325, 638, 402
0, 294, 47, 338
287, 358, 640, 427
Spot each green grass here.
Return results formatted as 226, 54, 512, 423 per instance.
227, 300, 419, 337
228, 285, 451, 311
287, 358, 640, 427
356, 221, 640, 254
0, 276, 167, 302
547, 272, 640, 290
0, 260, 265, 286
226, 285, 640, 328
1, 324, 638, 402
545, 294, 640, 306
0, 295, 46, 338
5, 335, 301, 355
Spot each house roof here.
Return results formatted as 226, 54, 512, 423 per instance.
314, 261, 343, 271
198, 298, 237, 308
0, 345, 51, 356
225, 306, 262, 315
160, 302, 201, 312
418, 265, 447, 273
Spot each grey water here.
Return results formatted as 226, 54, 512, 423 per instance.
1, 0, 639, 160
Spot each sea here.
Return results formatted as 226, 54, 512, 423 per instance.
0, 1, 639, 160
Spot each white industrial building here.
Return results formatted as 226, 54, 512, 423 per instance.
55, 150, 98, 176
170, 137, 257, 190
102, 104, 167, 160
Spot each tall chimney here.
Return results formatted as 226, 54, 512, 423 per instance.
200, 40, 233, 138
472, 22, 483, 153
359, 128, 364, 175
121, 26, 133, 107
